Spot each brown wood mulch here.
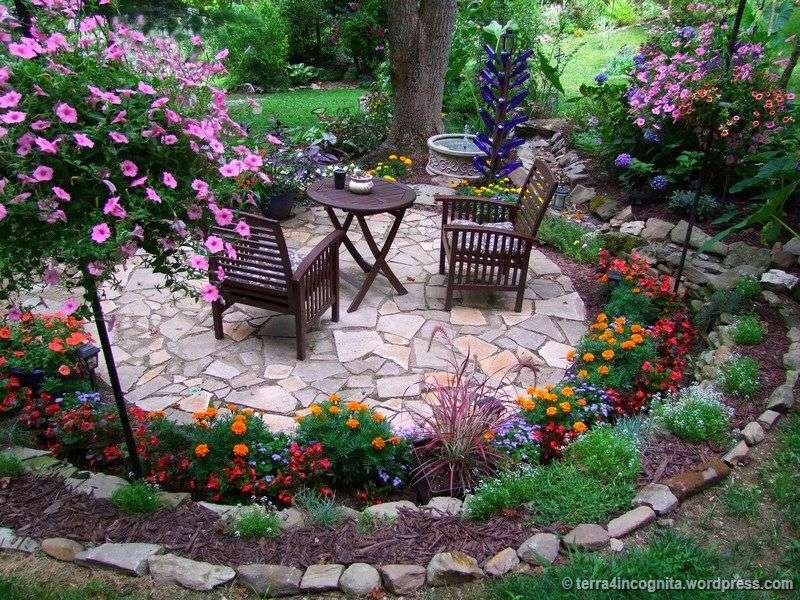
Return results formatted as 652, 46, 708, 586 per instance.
0, 475, 541, 568
638, 434, 723, 486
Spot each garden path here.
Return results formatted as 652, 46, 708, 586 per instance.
40, 195, 589, 432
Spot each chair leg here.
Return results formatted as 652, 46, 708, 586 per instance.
514, 286, 525, 313
212, 300, 224, 340
331, 279, 340, 323
444, 263, 456, 311
295, 312, 307, 361
515, 258, 530, 313
438, 238, 446, 275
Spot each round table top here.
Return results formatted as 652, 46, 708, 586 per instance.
307, 177, 416, 215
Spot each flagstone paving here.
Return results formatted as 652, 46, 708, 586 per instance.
36, 197, 588, 432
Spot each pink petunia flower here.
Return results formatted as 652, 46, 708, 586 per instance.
145, 187, 162, 203
0, 91, 21, 109
137, 81, 156, 95
61, 298, 79, 315
191, 179, 209, 198
160, 134, 177, 145
130, 176, 147, 187
204, 235, 224, 253
1, 111, 26, 124
200, 283, 220, 302
103, 196, 126, 218
109, 131, 128, 144
35, 137, 58, 154
0, 204, 6, 221
189, 255, 209, 270
235, 219, 251, 237
111, 110, 127, 124
215, 48, 229, 60
214, 208, 234, 227
266, 133, 283, 146
91, 223, 112, 243
55, 102, 78, 123
187, 204, 202, 220
87, 262, 103, 276
120, 160, 138, 177
219, 161, 242, 177
32, 165, 54, 181
190, 34, 203, 46
31, 120, 51, 130
162, 172, 177, 189
73, 132, 94, 148
52, 186, 71, 201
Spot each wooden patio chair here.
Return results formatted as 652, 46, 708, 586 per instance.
208, 211, 343, 360
436, 159, 557, 312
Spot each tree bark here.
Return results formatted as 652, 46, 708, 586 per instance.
383, 0, 458, 156
779, 37, 800, 90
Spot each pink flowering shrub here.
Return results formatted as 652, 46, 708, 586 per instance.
0, 1, 268, 311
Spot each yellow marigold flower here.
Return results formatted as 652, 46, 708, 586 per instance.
310, 404, 323, 416
546, 406, 557, 417
582, 352, 595, 362
328, 405, 341, 415
232, 443, 249, 457
346, 417, 360, 429
372, 412, 385, 422
560, 402, 571, 413
194, 444, 209, 458
561, 386, 574, 397
230, 419, 247, 435
389, 154, 398, 160
602, 349, 615, 360
566, 350, 576, 361
597, 312, 608, 322
521, 399, 535, 410
578, 369, 589, 379
598, 365, 610, 375
577, 397, 587, 407
371, 437, 386, 450
329, 393, 341, 403
573, 421, 588, 433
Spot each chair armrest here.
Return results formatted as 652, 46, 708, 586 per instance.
435, 194, 517, 208
292, 230, 344, 281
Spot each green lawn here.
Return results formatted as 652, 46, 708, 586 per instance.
559, 25, 648, 95
229, 86, 365, 138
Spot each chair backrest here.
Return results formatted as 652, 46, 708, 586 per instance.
514, 159, 557, 238
209, 211, 293, 293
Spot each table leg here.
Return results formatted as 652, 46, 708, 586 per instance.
348, 209, 408, 313
324, 206, 371, 273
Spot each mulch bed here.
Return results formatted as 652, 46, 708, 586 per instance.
0, 475, 541, 568
638, 433, 724, 486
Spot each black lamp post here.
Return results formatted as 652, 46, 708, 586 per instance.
77, 342, 100, 389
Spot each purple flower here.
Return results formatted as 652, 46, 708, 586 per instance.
643, 129, 661, 144
614, 153, 632, 168
650, 175, 669, 191
594, 72, 608, 84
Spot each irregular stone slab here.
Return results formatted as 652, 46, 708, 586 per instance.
333, 330, 383, 362
568, 184, 595, 205
453, 335, 498, 360
517, 533, 559, 565
177, 390, 211, 413
662, 458, 730, 500
767, 385, 795, 412
237, 564, 303, 597
0, 528, 38, 554
263, 364, 294, 380
620, 220, 645, 236
742, 421, 766, 446
380, 564, 427, 595
535, 292, 585, 321
148, 554, 236, 591
377, 314, 425, 338
425, 496, 463, 515
722, 440, 749, 466
562, 524, 609, 550
450, 306, 486, 326
478, 350, 518, 380
66, 472, 128, 499
41, 537, 84, 562
642, 218, 674, 241
300, 563, 344, 592
606, 506, 656, 538
633, 483, 679, 515
340, 563, 381, 596
376, 374, 420, 398
75, 542, 163, 576
537, 340, 575, 369
158, 491, 191, 507
761, 268, 798, 293
226, 386, 297, 413
670, 220, 728, 255
427, 551, 484, 586
374, 343, 411, 369
484, 547, 520, 577
363, 500, 416, 521
757, 409, 781, 429
204, 360, 241, 379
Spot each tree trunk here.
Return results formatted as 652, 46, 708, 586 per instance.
779, 38, 800, 90
383, 0, 458, 156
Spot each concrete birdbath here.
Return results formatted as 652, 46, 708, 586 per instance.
426, 132, 483, 181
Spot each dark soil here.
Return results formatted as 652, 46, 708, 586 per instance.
638, 433, 724, 486
0, 475, 543, 569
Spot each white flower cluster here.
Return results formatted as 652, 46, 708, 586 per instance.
651, 384, 733, 443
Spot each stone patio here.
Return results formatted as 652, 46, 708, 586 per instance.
37, 194, 588, 433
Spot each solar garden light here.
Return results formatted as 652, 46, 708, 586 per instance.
552, 183, 570, 211
77, 342, 101, 389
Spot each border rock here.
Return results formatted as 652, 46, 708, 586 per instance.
562, 524, 609, 550
147, 554, 235, 591
633, 484, 678, 515
606, 506, 656, 538
236, 564, 303, 597
517, 533, 560, 565
300, 564, 344, 592
427, 551, 484, 586
380, 564, 427, 595
339, 563, 381, 596
75, 543, 163, 576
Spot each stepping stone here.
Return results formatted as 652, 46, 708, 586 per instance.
0, 528, 38, 554
483, 548, 519, 577
427, 551, 484, 586
562, 524, 609, 550
333, 330, 383, 362
374, 343, 411, 369
226, 386, 297, 413
339, 563, 381, 596
380, 564, 427, 595
537, 340, 575, 369
177, 390, 211, 413
757, 409, 780, 429
535, 292, 586, 321
204, 360, 241, 379
263, 364, 294, 380
377, 314, 425, 338
148, 554, 236, 591
41, 537, 84, 562
478, 350, 518, 380
633, 483, 679, 515
453, 335, 498, 360
75, 542, 163, 576
722, 440, 749, 466
376, 375, 420, 399
450, 306, 486, 326
606, 506, 656, 538
517, 533, 559, 565
300, 564, 344, 592
237, 564, 303, 597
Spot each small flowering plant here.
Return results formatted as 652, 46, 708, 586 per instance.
453, 177, 522, 204
0, 1, 267, 311
294, 394, 410, 492
371, 154, 412, 181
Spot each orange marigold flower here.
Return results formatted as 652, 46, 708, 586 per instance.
482, 431, 495, 442
57, 365, 71, 376
596, 312, 608, 322
631, 324, 643, 333
621, 340, 635, 350
602, 349, 615, 360
598, 365, 610, 375
372, 412, 385, 422
206, 407, 218, 418
346, 401, 362, 411
329, 393, 341, 403
371, 437, 386, 450
328, 405, 341, 415
194, 444, 209, 458
631, 334, 644, 344
389, 436, 401, 446
232, 443, 249, 457
572, 421, 587, 433
346, 417, 360, 429
561, 386, 574, 397
545, 406, 557, 417
566, 350, 576, 361
560, 402, 571, 413
310, 404, 323, 416
582, 352, 595, 362
577, 398, 587, 407
230, 420, 247, 435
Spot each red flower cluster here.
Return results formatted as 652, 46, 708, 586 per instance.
267, 441, 331, 505
532, 420, 573, 463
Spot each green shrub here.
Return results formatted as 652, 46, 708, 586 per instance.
603, 0, 637, 25
110, 482, 162, 514
693, 277, 759, 332
719, 356, 760, 399
668, 189, 719, 221
357, 510, 377, 534
537, 216, 604, 263
734, 276, 761, 301
603, 283, 660, 325
0, 453, 24, 478
293, 489, 346, 529
209, 1, 289, 89
564, 425, 641, 481
229, 506, 281, 539
651, 385, 732, 445
732, 314, 764, 345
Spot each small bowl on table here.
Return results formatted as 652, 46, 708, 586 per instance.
348, 172, 374, 195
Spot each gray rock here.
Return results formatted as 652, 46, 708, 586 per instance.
278, 507, 305, 529
670, 220, 727, 255
157, 492, 190, 508
642, 218, 674, 241
722, 440, 749, 466
568, 184, 596, 205
427, 551, 484, 586
300, 564, 344, 592
609, 538, 625, 553
591, 198, 621, 221
741, 421, 766, 446
380, 564, 427, 595
784, 237, 800, 256
761, 269, 798, 293
363, 500, 416, 521
0, 528, 38, 554
147, 554, 235, 591
610, 206, 633, 227
771, 242, 795, 269
237, 564, 303, 597
723, 241, 772, 270
339, 563, 381, 596
633, 484, 679, 515
425, 496, 463, 516
6, 447, 50, 461
41, 537, 84, 561
562, 524, 610, 550
65, 472, 128, 499
757, 409, 781, 430
606, 505, 656, 538
75, 543, 163, 575
767, 385, 795, 412
517, 532, 560, 565
484, 548, 520, 576
620, 220, 645, 236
